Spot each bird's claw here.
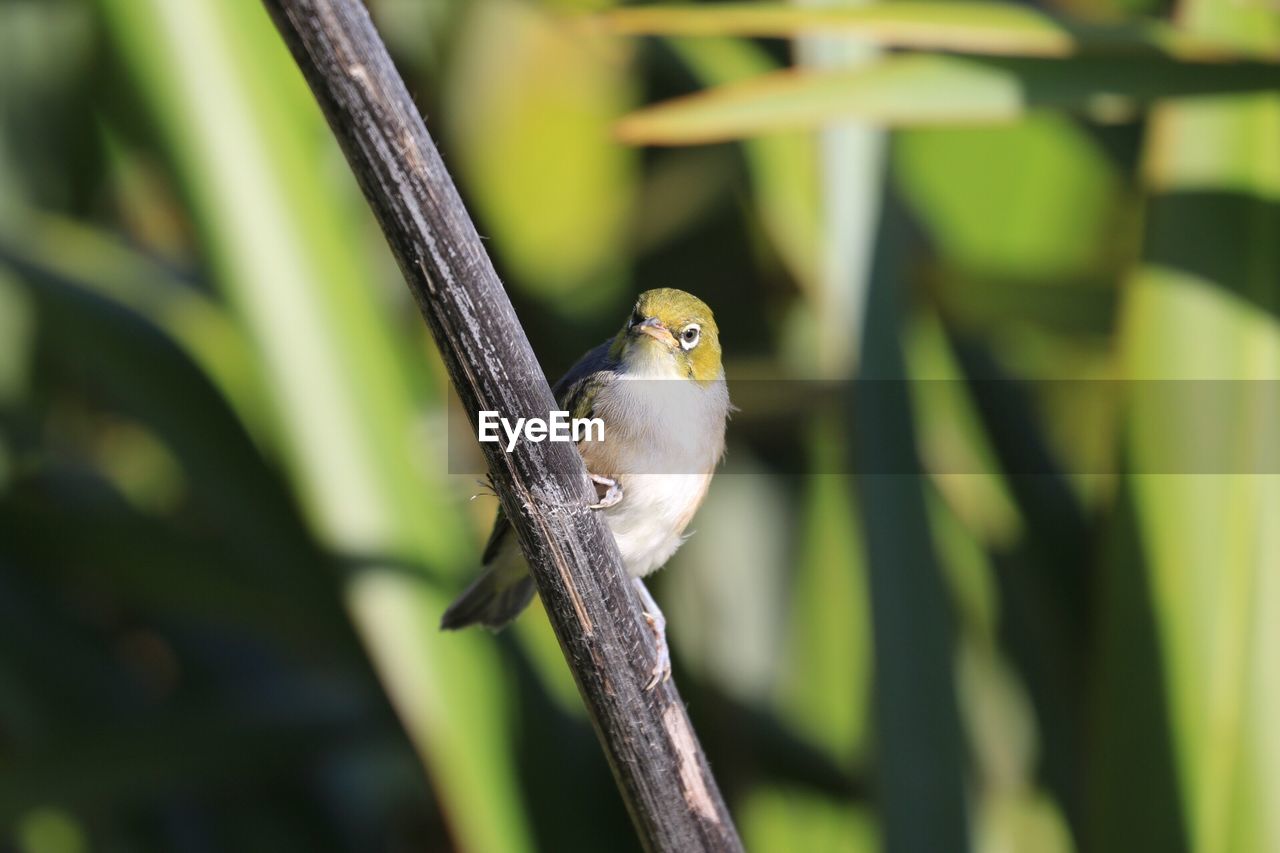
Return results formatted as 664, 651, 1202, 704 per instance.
588, 473, 623, 509
641, 609, 671, 691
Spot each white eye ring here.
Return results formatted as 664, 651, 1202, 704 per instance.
680, 323, 701, 350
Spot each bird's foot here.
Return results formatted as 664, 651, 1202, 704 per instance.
642, 610, 671, 690
588, 473, 623, 509
633, 578, 671, 690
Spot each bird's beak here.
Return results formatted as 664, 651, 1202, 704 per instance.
632, 316, 678, 349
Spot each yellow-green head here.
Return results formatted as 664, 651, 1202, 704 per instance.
610, 288, 722, 383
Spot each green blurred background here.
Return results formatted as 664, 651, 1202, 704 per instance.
2, 0, 1278, 850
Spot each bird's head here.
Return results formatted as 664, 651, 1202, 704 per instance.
610, 288, 722, 383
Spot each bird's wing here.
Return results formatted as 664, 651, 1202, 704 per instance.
480, 510, 512, 565
552, 339, 616, 400
480, 339, 618, 566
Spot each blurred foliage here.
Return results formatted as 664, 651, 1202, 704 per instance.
443, 0, 637, 308
1, 0, 1278, 851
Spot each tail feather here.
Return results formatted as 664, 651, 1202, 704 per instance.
440, 564, 535, 631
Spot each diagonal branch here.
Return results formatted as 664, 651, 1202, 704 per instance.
259, 1, 743, 850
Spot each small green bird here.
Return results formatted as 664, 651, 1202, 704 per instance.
441, 288, 731, 688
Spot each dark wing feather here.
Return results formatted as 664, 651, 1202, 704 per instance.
480, 512, 512, 565
552, 340, 617, 400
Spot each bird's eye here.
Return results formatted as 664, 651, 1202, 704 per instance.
680, 324, 701, 350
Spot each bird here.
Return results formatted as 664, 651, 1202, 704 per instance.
440, 288, 731, 689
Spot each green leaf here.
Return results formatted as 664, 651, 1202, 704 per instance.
776, 424, 870, 759
663, 36, 822, 292
616, 54, 1280, 144
850, 208, 970, 851
95, 1, 533, 850
1110, 0, 1280, 848
741, 786, 876, 853
0, 212, 267, 436
896, 115, 1118, 281
606, 3, 1276, 62
444, 0, 637, 307
1118, 141, 1280, 853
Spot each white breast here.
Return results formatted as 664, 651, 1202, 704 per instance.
605, 473, 712, 577
585, 371, 730, 578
